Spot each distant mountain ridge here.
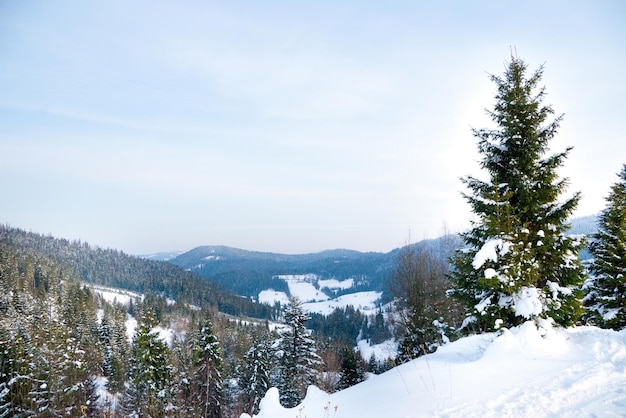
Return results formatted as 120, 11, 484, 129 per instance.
168, 244, 395, 301
168, 215, 598, 304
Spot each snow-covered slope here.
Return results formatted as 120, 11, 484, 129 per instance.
245, 321, 626, 418
257, 274, 382, 315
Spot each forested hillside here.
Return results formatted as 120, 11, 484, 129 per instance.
0, 225, 399, 416
168, 235, 469, 302
0, 225, 272, 319
169, 246, 394, 298
0, 226, 282, 416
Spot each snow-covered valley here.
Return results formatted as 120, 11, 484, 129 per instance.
257, 274, 382, 315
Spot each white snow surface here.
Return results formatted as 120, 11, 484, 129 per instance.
472, 238, 512, 269
318, 278, 355, 290
125, 315, 137, 344
258, 274, 380, 315
512, 286, 543, 318
277, 274, 330, 302
244, 322, 626, 418
89, 284, 142, 306
303, 291, 382, 315
258, 289, 290, 306
356, 338, 398, 361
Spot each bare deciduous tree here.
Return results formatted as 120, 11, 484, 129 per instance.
390, 237, 462, 363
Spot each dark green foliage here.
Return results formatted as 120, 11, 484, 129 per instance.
276, 296, 322, 408
171, 335, 195, 417
238, 333, 273, 415
337, 347, 365, 390
170, 246, 394, 299
99, 305, 130, 393
122, 308, 173, 417
307, 305, 391, 347
192, 317, 224, 418
0, 249, 99, 416
449, 56, 585, 332
0, 225, 273, 320
586, 165, 626, 329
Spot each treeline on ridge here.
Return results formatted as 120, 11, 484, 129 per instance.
0, 224, 273, 319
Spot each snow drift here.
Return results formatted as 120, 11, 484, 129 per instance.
243, 322, 626, 417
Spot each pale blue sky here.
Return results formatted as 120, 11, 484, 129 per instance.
1, 1, 624, 254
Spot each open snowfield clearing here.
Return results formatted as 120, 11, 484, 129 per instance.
246, 322, 626, 418
303, 291, 383, 315
258, 274, 380, 315
275, 274, 330, 302
258, 289, 290, 305
318, 278, 354, 290
88, 284, 142, 306
287, 280, 329, 302
357, 338, 398, 361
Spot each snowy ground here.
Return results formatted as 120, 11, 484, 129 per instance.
356, 338, 398, 361
89, 284, 143, 306
303, 291, 382, 315
257, 274, 382, 315
245, 321, 626, 418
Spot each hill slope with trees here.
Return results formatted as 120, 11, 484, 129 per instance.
0, 224, 273, 319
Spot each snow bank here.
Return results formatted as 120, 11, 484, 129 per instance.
125, 315, 137, 344
247, 322, 626, 417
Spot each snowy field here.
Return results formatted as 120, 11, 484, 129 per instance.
257, 274, 381, 315
319, 278, 355, 291
245, 321, 626, 418
277, 274, 330, 302
303, 291, 383, 315
356, 338, 398, 361
89, 284, 143, 306
258, 289, 291, 305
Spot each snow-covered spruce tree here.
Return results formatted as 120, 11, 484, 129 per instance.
276, 296, 321, 408
238, 333, 273, 415
171, 335, 196, 417
98, 307, 128, 393
449, 56, 585, 332
191, 317, 224, 418
122, 307, 173, 417
336, 346, 365, 391
0, 325, 36, 417
586, 165, 626, 329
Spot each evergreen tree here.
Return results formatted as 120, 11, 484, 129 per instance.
0, 324, 38, 417
171, 335, 196, 417
191, 317, 224, 418
336, 347, 365, 390
98, 307, 128, 393
238, 333, 273, 415
449, 55, 585, 332
122, 308, 173, 417
586, 165, 626, 329
276, 296, 321, 408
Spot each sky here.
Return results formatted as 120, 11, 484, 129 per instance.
1, 1, 625, 255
